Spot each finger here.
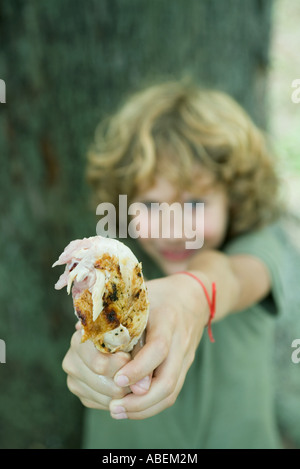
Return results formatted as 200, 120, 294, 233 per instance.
80, 398, 107, 410
111, 368, 176, 415
71, 330, 131, 378
110, 333, 186, 416
114, 338, 167, 388
67, 375, 111, 409
122, 370, 186, 420
130, 331, 145, 359
110, 351, 189, 420
130, 373, 152, 395
63, 346, 130, 399
114, 311, 173, 388
129, 332, 153, 395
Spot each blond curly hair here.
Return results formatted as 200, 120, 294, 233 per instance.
86, 80, 283, 239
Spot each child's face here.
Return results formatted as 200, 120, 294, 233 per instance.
131, 170, 229, 275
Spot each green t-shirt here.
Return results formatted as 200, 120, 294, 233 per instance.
82, 224, 285, 449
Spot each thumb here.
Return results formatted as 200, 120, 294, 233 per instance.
113, 314, 171, 390
127, 332, 153, 394
113, 336, 166, 389
130, 373, 152, 395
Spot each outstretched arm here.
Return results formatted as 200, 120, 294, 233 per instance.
109, 249, 271, 420
187, 249, 271, 319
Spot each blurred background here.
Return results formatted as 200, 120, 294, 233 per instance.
0, 0, 299, 449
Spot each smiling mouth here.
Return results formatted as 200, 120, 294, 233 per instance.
159, 249, 196, 262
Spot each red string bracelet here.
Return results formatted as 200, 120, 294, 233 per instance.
177, 271, 216, 343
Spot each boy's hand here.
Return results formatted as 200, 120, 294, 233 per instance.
62, 325, 153, 410
109, 274, 209, 420
62, 273, 208, 418
62, 329, 132, 409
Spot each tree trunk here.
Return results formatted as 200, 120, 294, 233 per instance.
0, 0, 273, 448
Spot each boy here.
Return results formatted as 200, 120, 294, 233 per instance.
62, 81, 284, 448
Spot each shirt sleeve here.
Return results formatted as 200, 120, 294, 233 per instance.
222, 223, 286, 316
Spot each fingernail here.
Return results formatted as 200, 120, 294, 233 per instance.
111, 405, 126, 414
115, 374, 129, 387
135, 375, 151, 391
111, 412, 127, 420
110, 404, 127, 419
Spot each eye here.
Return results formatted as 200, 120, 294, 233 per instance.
139, 201, 163, 210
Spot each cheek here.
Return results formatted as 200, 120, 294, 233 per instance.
204, 207, 228, 241
204, 221, 218, 240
